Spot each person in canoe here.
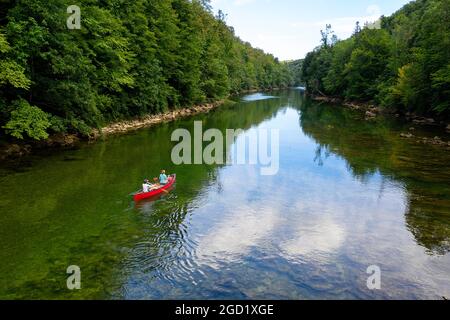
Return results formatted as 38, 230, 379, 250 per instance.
142, 179, 158, 193
159, 170, 169, 185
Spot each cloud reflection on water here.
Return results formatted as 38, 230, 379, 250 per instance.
281, 215, 346, 261
242, 93, 278, 102
195, 205, 280, 268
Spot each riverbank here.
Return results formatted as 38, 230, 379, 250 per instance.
0, 87, 294, 160
93, 100, 226, 137
309, 93, 449, 125
308, 93, 450, 149
0, 100, 228, 160
96, 88, 286, 137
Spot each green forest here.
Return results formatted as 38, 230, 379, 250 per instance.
298, 0, 450, 119
0, 0, 293, 141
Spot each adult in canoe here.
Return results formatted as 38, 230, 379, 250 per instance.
159, 170, 169, 185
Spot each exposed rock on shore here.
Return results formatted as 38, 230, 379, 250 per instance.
42, 133, 81, 147
400, 133, 415, 139
310, 95, 382, 119
310, 94, 450, 131
0, 144, 31, 159
94, 101, 224, 137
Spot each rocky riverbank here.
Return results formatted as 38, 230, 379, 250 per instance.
0, 100, 227, 160
310, 94, 449, 125
92, 100, 225, 138
309, 94, 450, 149
309, 95, 383, 119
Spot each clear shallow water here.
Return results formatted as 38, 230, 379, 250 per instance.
0, 90, 449, 299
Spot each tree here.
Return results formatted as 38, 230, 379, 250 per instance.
323, 38, 354, 95
0, 32, 30, 89
3, 99, 50, 140
0, 0, 293, 140
301, 0, 450, 118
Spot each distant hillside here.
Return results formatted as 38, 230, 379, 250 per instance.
287, 59, 304, 86
299, 0, 450, 118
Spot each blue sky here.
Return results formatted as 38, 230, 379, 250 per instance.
211, 0, 413, 60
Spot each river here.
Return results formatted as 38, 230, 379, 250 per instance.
0, 89, 449, 299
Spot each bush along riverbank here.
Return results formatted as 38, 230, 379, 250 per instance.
308, 93, 450, 150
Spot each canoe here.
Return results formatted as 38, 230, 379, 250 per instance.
133, 174, 176, 202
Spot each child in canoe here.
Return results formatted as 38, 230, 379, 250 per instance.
142, 179, 159, 193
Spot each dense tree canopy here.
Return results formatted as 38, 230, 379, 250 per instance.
286, 59, 303, 87
0, 0, 293, 140
299, 0, 450, 119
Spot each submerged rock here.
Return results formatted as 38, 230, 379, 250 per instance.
0, 143, 31, 159
413, 117, 437, 125
365, 111, 377, 118
415, 136, 449, 147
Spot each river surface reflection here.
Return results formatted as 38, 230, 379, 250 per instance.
0, 90, 449, 299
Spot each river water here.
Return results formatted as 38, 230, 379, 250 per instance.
0, 89, 449, 299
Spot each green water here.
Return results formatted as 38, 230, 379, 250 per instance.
0, 90, 449, 299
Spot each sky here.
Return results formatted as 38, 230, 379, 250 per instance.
211, 0, 413, 61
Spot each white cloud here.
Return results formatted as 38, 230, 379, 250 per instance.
291, 5, 382, 40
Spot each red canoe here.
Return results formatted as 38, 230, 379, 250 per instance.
133, 174, 176, 202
